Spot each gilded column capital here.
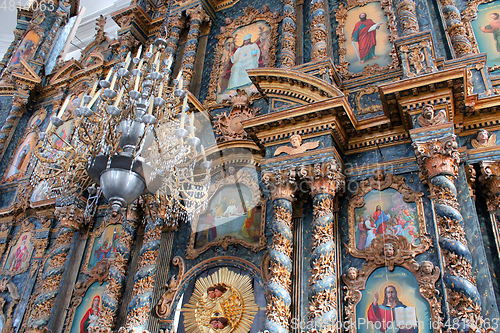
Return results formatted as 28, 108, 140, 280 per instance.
298, 160, 345, 197
262, 168, 297, 201
54, 204, 85, 230
480, 161, 500, 211
168, 13, 186, 30
412, 135, 460, 181
186, 5, 209, 23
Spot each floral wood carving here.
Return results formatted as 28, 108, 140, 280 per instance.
334, 0, 399, 79
342, 253, 442, 333
155, 256, 185, 319
348, 169, 431, 259
186, 169, 266, 259
355, 86, 383, 115
0, 277, 20, 333
204, 6, 281, 109
213, 90, 261, 142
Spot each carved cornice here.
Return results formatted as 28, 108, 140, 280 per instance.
298, 160, 345, 197
480, 161, 500, 211
413, 134, 460, 181
262, 168, 297, 201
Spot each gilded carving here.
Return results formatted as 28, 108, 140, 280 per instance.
262, 167, 297, 201
213, 90, 261, 142
183, 267, 259, 333
471, 128, 496, 148
205, 6, 281, 109
54, 203, 86, 230
416, 104, 447, 127
348, 169, 431, 259
355, 86, 383, 115
274, 134, 320, 157
396, 0, 418, 34
156, 256, 185, 319
413, 135, 460, 181
480, 160, 500, 212
0, 277, 20, 333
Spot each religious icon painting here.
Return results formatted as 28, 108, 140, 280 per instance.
205, 8, 280, 108
354, 188, 421, 250
4, 132, 37, 181
356, 267, 432, 333
86, 224, 122, 270
216, 21, 271, 103
344, 3, 392, 73
27, 108, 47, 130
470, 1, 500, 68
3, 231, 33, 275
335, 0, 398, 77
187, 169, 266, 259
348, 172, 430, 259
69, 282, 106, 333
11, 31, 40, 66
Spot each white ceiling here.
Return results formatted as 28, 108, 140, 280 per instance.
0, 0, 128, 63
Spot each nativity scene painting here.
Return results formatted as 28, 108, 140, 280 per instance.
354, 188, 420, 251
344, 2, 392, 73
193, 184, 262, 249
216, 21, 272, 102
86, 224, 121, 270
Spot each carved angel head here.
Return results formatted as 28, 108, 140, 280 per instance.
422, 104, 434, 120
346, 267, 358, 281
476, 129, 489, 144
290, 134, 302, 148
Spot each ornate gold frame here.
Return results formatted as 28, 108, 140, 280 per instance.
186, 169, 266, 259
204, 6, 281, 109
347, 170, 431, 259
81, 213, 123, 273
63, 260, 110, 333
462, 0, 500, 72
334, 0, 399, 79
0, 219, 35, 276
342, 235, 442, 333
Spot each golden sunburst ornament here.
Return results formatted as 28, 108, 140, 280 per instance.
183, 267, 258, 333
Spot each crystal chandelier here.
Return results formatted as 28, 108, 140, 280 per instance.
33, 38, 211, 218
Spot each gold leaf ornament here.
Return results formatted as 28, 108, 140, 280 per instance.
183, 268, 259, 333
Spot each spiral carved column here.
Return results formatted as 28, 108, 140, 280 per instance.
413, 135, 484, 330
280, 0, 297, 68
124, 212, 162, 331
262, 168, 296, 333
181, 5, 208, 90
299, 161, 344, 331
395, 0, 419, 35
438, 0, 472, 57
0, 95, 28, 161
91, 205, 141, 332
310, 0, 328, 61
165, 14, 184, 58
26, 204, 84, 332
